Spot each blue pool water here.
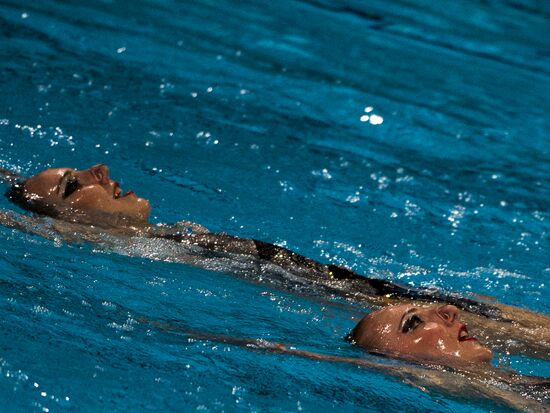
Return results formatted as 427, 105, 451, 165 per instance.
0, 0, 549, 411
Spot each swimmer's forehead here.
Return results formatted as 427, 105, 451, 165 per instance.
32, 167, 74, 182
370, 304, 414, 318
354, 305, 418, 347
367, 303, 432, 328
37, 167, 74, 178
25, 168, 74, 195
374, 303, 434, 315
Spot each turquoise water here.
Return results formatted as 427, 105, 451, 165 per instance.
0, 0, 549, 411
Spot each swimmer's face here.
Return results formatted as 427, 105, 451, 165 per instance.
351, 304, 492, 365
21, 164, 150, 224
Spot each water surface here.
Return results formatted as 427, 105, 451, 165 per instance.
0, 0, 549, 411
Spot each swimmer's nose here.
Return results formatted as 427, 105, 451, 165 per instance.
89, 164, 110, 185
436, 304, 459, 325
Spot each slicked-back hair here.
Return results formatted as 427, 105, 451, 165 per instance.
5, 182, 59, 217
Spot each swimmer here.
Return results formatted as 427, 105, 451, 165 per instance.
4, 164, 151, 226
143, 303, 549, 410
348, 303, 493, 365
345, 304, 548, 408
0, 165, 501, 315
1, 165, 549, 361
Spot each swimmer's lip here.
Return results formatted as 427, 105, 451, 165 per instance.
113, 182, 134, 199
458, 324, 477, 342
113, 182, 122, 199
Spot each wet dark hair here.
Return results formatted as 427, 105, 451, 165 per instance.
344, 330, 356, 343
5, 182, 59, 217
0, 168, 54, 214
1, 167, 31, 210
344, 314, 369, 345
5, 182, 25, 203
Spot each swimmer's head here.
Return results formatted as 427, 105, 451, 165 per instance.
349, 304, 492, 365
6, 164, 150, 226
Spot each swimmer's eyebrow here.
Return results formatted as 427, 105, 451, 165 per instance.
399, 308, 417, 331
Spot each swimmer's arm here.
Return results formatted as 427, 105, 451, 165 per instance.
142, 317, 396, 372
149, 220, 210, 238
187, 332, 544, 410
0, 209, 124, 246
174, 220, 210, 234
0, 209, 55, 239
140, 317, 535, 411
0, 209, 22, 229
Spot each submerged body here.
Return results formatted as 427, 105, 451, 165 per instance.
143, 303, 549, 411
1, 165, 506, 317
1, 165, 549, 408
